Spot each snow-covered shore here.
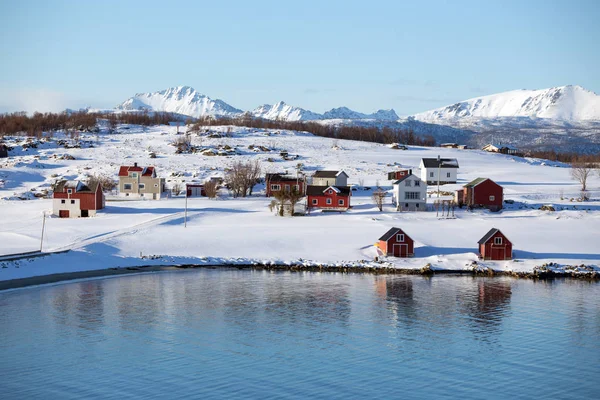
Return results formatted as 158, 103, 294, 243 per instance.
1, 124, 599, 285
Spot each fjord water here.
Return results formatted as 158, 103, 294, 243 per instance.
1, 271, 598, 399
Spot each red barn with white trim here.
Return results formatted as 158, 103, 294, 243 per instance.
306, 185, 351, 211
376, 227, 415, 257
53, 180, 104, 218
478, 228, 513, 260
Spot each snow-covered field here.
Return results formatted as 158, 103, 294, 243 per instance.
1, 124, 599, 282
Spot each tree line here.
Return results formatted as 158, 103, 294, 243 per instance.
190, 115, 437, 146
0, 110, 181, 137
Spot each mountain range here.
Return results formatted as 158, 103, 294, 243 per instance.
114, 85, 600, 153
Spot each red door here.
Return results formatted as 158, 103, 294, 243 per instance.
491, 247, 504, 260
393, 244, 408, 257
59, 210, 70, 218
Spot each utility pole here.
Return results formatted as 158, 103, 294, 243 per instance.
437, 155, 441, 199
40, 211, 47, 252
184, 185, 188, 228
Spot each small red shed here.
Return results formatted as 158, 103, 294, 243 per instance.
306, 185, 351, 211
186, 183, 205, 197
387, 169, 412, 181
456, 178, 504, 212
376, 227, 415, 257
478, 228, 512, 260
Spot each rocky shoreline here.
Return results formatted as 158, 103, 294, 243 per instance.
2, 261, 598, 292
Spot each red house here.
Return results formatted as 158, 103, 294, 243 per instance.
265, 173, 305, 197
53, 180, 105, 218
306, 185, 351, 211
376, 227, 415, 257
387, 169, 412, 180
186, 183, 205, 197
456, 177, 503, 212
478, 228, 512, 260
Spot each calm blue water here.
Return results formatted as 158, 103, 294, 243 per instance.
0, 270, 599, 399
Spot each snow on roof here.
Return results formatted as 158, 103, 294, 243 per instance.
421, 158, 459, 168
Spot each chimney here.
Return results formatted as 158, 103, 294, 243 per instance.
409, 169, 412, 175
134, 162, 138, 167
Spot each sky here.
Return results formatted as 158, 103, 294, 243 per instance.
0, 0, 599, 115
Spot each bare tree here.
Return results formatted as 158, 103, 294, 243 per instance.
171, 183, 183, 196
372, 187, 387, 212
89, 174, 117, 192
225, 160, 262, 198
268, 188, 304, 217
204, 180, 218, 199
570, 160, 595, 195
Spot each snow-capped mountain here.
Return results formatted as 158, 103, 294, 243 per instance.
414, 85, 600, 121
116, 86, 243, 118
322, 107, 399, 121
251, 101, 323, 121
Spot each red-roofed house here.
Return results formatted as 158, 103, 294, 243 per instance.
118, 163, 165, 199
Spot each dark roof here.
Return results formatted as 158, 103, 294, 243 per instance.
464, 177, 488, 188
266, 173, 301, 182
378, 227, 412, 242
306, 185, 351, 196
391, 173, 420, 185
478, 228, 506, 244
421, 158, 459, 168
55, 180, 100, 193
312, 170, 348, 178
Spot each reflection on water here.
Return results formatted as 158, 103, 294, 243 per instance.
0, 271, 599, 400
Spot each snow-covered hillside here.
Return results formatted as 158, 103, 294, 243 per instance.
116, 86, 243, 118
1, 123, 599, 282
415, 85, 600, 121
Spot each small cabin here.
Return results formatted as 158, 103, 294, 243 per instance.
456, 178, 504, 212
387, 169, 412, 181
376, 227, 415, 257
478, 228, 512, 260
186, 183, 205, 197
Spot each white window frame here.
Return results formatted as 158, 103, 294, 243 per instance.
139, 183, 145, 190
489, 195, 495, 201
293, 185, 300, 192
131, 172, 138, 178
312, 199, 318, 205
326, 198, 332, 205
494, 237, 502, 245
61, 199, 65, 204
446, 172, 451, 178
328, 190, 333, 194
338, 199, 344, 206
405, 180, 412, 187
429, 172, 434, 178
396, 234, 405, 242
124, 183, 132, 190
67, 189, 72, 194
414, 180, 420, 187
70, 199, 75, 204
270, 184, 281, 191
154, 184, 159, 188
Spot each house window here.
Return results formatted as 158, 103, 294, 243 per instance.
70, 200, 75, 204
139, 183, 145, 190
124, 183, 132, 190
131, 172, 138, 178
154, 184, 159, 187
405, 192, 420, 200
338, 199, 344, 206
326, 198, 332, 205
61, 200, 65, 204
489, 195, 495, 201
293, 185, 300, 192
396, 234, 405, 242
446, 172, 451, 178
494, 237, 502, 245
405, 180, 412, 187
312, 199, 318, 205
328, 190, 333, 194
429, 172, 434, 178
270, 184, 281, 191
67, 189, 72, 194
414, 180, 420, 187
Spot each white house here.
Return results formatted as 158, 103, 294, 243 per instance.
392, 174, 427, 211
420, 157, 459, 185
311, 170, 349, 187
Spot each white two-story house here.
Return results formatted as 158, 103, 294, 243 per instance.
420, 157, 459, 185
392, 173, 427, 211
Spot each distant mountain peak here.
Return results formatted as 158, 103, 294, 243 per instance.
414, 85, 600, 121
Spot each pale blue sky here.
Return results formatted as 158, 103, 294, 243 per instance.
1, 0, 598, 115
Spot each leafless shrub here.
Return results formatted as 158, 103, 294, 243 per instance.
172, 134, 192, 153
372, 187, 387, 212
89, 174, 117, 192
171, 183, 183, 196
204, 180, 218, 199
570, 160, 595, 194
